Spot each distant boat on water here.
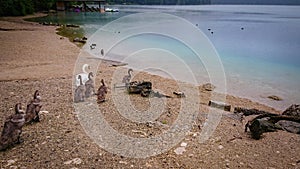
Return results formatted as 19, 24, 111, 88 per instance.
104, 7, 119, 12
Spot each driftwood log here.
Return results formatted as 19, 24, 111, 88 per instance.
208, 101, 231, 112
235, 106, 300, 140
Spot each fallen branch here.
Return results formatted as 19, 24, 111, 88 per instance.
208, 101, 231, 112
227, 136, 243, 143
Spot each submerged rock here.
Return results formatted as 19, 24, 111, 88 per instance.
267, 95, 283, 101
202, 83, 216, 91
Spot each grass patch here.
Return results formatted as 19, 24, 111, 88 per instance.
56, 26, 86, 47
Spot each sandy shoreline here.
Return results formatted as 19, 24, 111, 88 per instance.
0, 14, 299, 168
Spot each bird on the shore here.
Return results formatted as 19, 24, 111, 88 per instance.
0, 103, 26, 151
85, 72, 95, 98
74, 75, 86, 103
122, 68, 133, 86
97, 79, 108, 103
75, 64, 90, 86
25, 90, 42, 124
90, 44, 96, 50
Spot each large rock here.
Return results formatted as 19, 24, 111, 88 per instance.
277, 120, 300, 134
282, 104, 300, 117
279, 104, 300, 134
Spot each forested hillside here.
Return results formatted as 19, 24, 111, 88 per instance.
0, 0, 56, 16
106, 0, 211, 5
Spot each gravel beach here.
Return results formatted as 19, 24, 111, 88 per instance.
0, 14, 299, 169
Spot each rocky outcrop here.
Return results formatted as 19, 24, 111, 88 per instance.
282, 104, 300, 117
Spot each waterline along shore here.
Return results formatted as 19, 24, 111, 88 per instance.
0, 14, 299, 168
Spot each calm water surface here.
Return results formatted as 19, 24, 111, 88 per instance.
33, 5, 300, 110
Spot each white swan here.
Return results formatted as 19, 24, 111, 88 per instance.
75, 64, 90, 86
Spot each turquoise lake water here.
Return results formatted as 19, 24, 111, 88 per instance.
33, 5, 300, 110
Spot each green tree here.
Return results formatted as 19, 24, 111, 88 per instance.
0, 0, 56, 16
33, 0, 56, 11
0, 0, 34, 16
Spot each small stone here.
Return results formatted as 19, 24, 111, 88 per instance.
145, 162, 152, 167
64, 158, 82, 165
174, 147, 186, 155
180, 142, 187, 147
6, 159, 16, 166
40, 110, 49, 114
276, 151, 280, 154
226, 163, 230, 168
119, 161, 127, 164
247, 164, 254, 168
218, 145, 224, 149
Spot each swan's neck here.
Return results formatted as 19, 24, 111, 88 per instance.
15, 104, 22, 114
34, 91, 39, 99
79, 76, 83, 85
15, 104, 20, 114
83, 64, 89, 73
